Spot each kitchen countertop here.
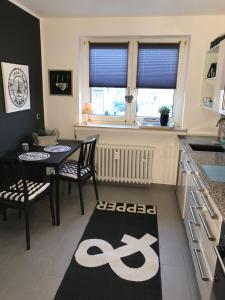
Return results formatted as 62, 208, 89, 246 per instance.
179, 135, 225, 219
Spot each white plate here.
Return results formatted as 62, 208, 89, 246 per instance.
19, 152, 50, 161
43, 145, 71, 153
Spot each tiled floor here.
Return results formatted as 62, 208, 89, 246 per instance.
0, 182, 200, 300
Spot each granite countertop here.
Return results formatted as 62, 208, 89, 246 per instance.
179, 135, 225, 219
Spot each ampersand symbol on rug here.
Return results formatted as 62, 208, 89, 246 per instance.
74, 233, 159, 282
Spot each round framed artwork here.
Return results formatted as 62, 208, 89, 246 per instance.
1, 62, 31, 113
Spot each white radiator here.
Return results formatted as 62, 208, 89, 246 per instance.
96, 144, 154, 184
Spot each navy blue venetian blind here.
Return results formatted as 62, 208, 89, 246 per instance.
136, 43, 180, 89
89, 43, 128, 88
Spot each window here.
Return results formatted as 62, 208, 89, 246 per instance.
89, 43, 128, 116
83, 38, 188, 125
136, 43, 179, 119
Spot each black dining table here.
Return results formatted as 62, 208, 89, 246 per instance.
5, 139, 82, 225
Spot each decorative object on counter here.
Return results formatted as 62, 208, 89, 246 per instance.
43, 145, 71, 153
82, 102, 92, 124
1, 62, 30, 113
216, 117, 225, 144
49, 70, 72, 95
158, 105, 171, 126
32, 128, 60, 146
21, 143, 29, 152
19, 152, 50, 161
210, 33, 225, 49
207, 63, 217, 78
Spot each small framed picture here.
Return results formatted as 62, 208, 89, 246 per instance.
49, 70, 72, 95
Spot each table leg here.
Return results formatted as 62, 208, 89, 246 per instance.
55, 167, 60, 225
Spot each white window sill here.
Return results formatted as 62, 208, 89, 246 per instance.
74, 122, 187, 133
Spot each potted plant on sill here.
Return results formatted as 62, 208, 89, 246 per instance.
158, 105, 171, 126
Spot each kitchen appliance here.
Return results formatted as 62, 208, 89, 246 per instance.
212, 222, 225, 299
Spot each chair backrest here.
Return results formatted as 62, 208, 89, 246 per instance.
0, 158, 29, 202
77, 137, 96, 175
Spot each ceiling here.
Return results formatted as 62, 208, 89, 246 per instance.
9, 0, 225, 18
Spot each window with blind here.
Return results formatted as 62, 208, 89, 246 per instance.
89, 43, 128, 116
136, 43, 180, 118
85, 38, 186, 124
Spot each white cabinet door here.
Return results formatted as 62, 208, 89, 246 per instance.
176, 149, 189, 218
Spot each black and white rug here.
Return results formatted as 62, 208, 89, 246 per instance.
54, 201, 162, 300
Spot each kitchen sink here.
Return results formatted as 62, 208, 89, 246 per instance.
189, 144, 225, 152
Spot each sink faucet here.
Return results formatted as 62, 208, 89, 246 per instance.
216, 117, 225, 143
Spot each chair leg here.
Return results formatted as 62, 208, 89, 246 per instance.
68, 181, 72, 195
49, 189, 55, 226
92, 172, 99, 201
24, 209, 30, 250
77, 181, 84, 215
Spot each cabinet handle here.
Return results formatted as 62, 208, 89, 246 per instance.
185, 160, 194, 174
191, 191, 202, 209
201, 194, 217, 219
187, 220, 198, 243
194, 248, 209, 281
193, 175, 202, 191
213, 246, 225, 277
189, 206, 200, 226
179, 161, 186, 173
199, 212, 215, 241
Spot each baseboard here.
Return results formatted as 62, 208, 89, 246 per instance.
92, 180, 176, 189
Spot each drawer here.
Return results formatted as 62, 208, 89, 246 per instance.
198, 193, 222, 241
191, 245, 213, 300
197, 210, 217, 276
185, 192, 217, 277
184, 206, 200, 247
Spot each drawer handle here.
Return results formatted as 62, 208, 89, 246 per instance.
194, 248, 209, 281
191, 191, 202, 209
193, 175, 202, 191
189, 206, 200, 226
185, 160, 194, 174
213, 246, 225, 277
187, 220, 198, 243
179, 161, 186, 173
201, 194, 217, 219
199, 213, 215, 241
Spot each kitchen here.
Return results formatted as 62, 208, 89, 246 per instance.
1, 0, 225, 299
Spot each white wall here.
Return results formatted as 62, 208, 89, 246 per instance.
40, 15, 225, 184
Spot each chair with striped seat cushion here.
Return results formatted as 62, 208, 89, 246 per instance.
59, 160, 90, 179
0, 180, 50, 202
0, 158, 55, 250
58, 137, 99, 214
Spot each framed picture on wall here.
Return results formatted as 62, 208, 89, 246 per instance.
49, 70, 72, 95
1, 62, 31, 113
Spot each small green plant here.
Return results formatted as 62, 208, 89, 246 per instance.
158, 105, 171, 115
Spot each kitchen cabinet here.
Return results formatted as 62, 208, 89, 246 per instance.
201, 40, 225, 114
177, 146, 223, 300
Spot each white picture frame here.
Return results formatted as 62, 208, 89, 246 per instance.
1, 62, 31, 113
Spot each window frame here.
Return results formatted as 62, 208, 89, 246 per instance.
81, 37, 189, 126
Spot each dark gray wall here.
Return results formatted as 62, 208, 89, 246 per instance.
0, 0, 44, 156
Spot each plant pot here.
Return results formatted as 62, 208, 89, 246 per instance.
160, 113, 169, 126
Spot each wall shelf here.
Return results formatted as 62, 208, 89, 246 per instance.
201, 40, 225, 114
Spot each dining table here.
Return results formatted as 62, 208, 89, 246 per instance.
5, 139, 82, 225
